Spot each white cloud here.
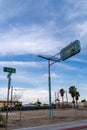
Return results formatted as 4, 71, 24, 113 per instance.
21, 88, 49, 104
56, 62, 77, 71
0, 25, 64, 56
0, 0, 27, 23
0, 87, 7, 100
13, 74, 46, 85
65, 0, 87, 20
44, 72, 61, 78
0, 61, 46, 68
76, 22, 87, 37
0, 87, 49, 104
1, 1, 87, 57
71, 57, 87, 64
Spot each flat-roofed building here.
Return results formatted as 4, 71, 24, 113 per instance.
0, 100, 22, 108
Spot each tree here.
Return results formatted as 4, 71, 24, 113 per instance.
75, 91, 80, 108
81, 99, 86, 102
35, 99, 42, 106
59, 89, 65, 104
69, 86, 77, 108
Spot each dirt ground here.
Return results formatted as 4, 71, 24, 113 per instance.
0, 108, 87, 130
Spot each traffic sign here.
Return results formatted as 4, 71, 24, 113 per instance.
60, 40, 81, 61
3, 67, 16, 73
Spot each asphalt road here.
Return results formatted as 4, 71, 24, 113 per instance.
13, 119, 87, 130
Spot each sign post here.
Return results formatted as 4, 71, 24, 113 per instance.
5, 73, 11, 130
38, 40, 81, 119
38, 55, 61, 119
3, 67, 16, 130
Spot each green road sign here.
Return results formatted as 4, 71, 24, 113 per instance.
60, 40, 81, 61
3, 67, 16, 73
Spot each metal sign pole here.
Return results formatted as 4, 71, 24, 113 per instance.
38, 40, 81, 119
5, 73, 11, 130
38, 55, 61, 119
10, 86, 13, 112
3, 67, 16, 129
48, 60, 53, 119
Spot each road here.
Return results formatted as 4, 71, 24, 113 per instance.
13, 119, 87, 130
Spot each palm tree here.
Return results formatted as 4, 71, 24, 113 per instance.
59, 89, 65, 104
69, 86, 77, 108
36, 99, 42, 106
75, 91, 80, 108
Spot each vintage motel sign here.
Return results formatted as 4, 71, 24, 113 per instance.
60, 40, 81, 61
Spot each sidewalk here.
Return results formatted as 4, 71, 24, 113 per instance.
13, 119, 87, 130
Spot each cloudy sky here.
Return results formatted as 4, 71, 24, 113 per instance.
0, 0, 87, 104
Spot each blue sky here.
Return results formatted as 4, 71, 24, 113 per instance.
0, 0, 87, 104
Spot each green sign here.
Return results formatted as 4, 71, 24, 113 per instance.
3, 67, 16, 73
60, 40, 81, 61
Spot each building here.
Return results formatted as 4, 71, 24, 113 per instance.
0, 100, 22, 108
